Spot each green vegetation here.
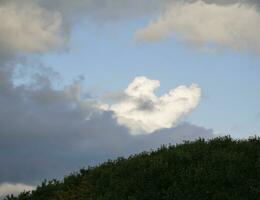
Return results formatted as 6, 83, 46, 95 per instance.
5, 136, 260, 200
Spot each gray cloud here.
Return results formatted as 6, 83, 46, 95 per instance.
35, 0, 260, 54
0, 0, 259, 60
37, 0, 260, 17
0, 0, 67, 55
0, 0, 219, 195
6, 0, 258, 29
0, 67, 214, 186
136, 0, 260, 53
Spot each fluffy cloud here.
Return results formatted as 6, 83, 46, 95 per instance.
0, 1, 216, 197
0, 183, 34, 199
136, 1, 260, 52
110, 77, 201, 134
0, 68, 213, 188
1, 0, 260, 57
0, 0, 156, 61
0, 1, 66, 54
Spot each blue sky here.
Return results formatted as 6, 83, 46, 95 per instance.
1, 0, 260, 196
41, 20, 260, 138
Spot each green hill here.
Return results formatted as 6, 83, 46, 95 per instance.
5, 136, 260, 200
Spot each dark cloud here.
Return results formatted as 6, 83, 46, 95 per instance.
0, 68, 214, 185
0, 0, 217, 189
169, 0, 260, 7
137, 99, 155, 111
38, 0, 260, 17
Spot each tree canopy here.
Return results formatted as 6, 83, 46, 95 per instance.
5, 136, 260, 200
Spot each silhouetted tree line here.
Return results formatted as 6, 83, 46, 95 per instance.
5, 136, 260, 200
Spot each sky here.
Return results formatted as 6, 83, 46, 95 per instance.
0, 0, 260, 198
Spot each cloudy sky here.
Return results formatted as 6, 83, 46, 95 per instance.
0, 0, 260, 197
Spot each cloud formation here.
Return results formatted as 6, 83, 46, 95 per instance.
0, 67, 213, 188
0, 183, 34, 199
1, 0, 260, 57
136, 1, 260, 52
36, 0, 260, 54
0, 0, 219, 197
110, 77, 201, 134
0, 1, 66, 54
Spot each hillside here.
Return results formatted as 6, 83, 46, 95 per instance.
5, 136, 260, 200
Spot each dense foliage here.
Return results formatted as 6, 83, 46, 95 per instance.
5, 136, 260, 200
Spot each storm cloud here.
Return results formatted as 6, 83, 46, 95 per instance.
0, 68, 213, 187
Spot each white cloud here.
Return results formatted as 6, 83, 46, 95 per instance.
110, 76, 201, 134
0, 69, 213, 185
0, 183, 34, 198
135, 1, 260, 52
0, 1, 65, 53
